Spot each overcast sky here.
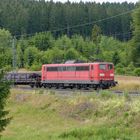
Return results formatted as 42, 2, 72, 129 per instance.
47, 0, 139, 3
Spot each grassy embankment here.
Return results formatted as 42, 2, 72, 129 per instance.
1, 86, 140, 140
113, 75, 140, 91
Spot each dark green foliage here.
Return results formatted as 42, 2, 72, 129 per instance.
65, 48, 80, 60
116, 68, 125, 75
30, 62, 42, 71
0, 72, 11, 133
115, 62, 136, 75
28, 32, 54, 51
91, 25, 102, 57
116, 63, 124, 68
0, 28, 137, 72
91, 25, 101, 43
134, 68, 140, 76
44, 47, 64, 64
125, 62, 135, 75
0, 0, 135, 40
0, 29, 12, 70
112, 52, 120, 65
0, 26, 139, 74
24, 47, 41, 68
17, 37, 28, 68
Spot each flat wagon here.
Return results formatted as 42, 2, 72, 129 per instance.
4, 72, 42, 88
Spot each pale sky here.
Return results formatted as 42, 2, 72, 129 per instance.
47, 0, 139, 3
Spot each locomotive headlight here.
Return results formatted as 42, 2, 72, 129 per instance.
99, 73, 105, 77
110, 73, 114, 76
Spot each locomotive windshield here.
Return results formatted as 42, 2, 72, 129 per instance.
99, 64, 106, 70
108, 64, 113, 70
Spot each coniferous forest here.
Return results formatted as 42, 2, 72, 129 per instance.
0, 0, 136, 39
0, 0, 140, 76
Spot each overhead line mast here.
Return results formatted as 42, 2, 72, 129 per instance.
12, 36, 17, 72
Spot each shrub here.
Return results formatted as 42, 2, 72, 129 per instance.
125, 62, 135, 76
134, 68, 140, 76
116, 63, 124, 68
3, 65, 12, 72
116, 67, 125, 75
30, 63, 42, 71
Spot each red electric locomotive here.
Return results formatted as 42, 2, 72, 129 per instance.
41, 62, 117, 89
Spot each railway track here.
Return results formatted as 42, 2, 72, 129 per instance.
11, 86, 140, 96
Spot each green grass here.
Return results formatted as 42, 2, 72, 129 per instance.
58, 126, 139, 140
1, 89, 140, 140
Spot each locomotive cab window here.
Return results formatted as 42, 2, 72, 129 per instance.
99, 64, 106, 70
47, 67, 58, 71
108, 64, 113, 70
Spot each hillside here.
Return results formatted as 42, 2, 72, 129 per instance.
1, 89, 140, 140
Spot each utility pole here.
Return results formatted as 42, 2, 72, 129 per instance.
12, 36, 17, 72
67, 23, 70, 37
63, 45, 65, 63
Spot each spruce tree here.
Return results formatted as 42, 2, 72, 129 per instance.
0, 71, 11, 134
91, 25, 102, 59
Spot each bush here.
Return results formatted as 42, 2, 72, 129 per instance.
3, 65, 12, 72
30, 62, 42, 71
125, 67, 134, 76
30, 65, 41, 71
116, 63, 124, 68
134, 68, 140, 76
124, 62, 135, 76
116, 67, 125, 75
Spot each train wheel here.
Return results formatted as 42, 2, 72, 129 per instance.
95, 85, 99, 90
70, 86, 74, 89
48, 84, 52, 88
38, 84, 41, 88
55, 84, 59, 89
82, 84, 88, 90
36, 84, 39, 88
43, 84, 47, 88
77, 85, 81, 89
30, 84, 34, 88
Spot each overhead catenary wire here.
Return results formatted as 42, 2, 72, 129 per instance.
51, 10, 134, 32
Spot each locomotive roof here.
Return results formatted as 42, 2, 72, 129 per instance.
43, 62, 113, 66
